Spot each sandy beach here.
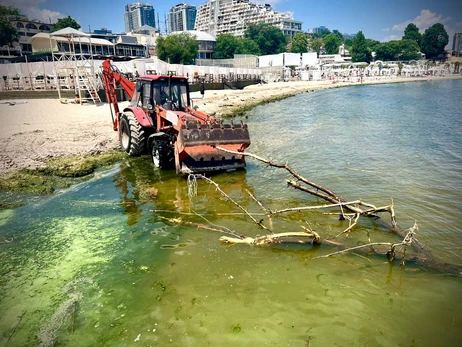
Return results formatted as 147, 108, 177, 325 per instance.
0, 75, 460, 174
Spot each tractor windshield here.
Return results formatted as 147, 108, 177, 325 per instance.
153, 79, 189, 110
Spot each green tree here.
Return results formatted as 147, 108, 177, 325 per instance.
421, 23, 449, 60
351, 31, 371, 62
319, 28, 331, 38
403, 23, 422, 48
309, 38, 323, 56
375, 40, 421, 61
375, 41, 401, 61
289, 32, 308, 53
52, 16, 81, 32
156, 32, 198, 65
365, 39, 381, 53
0, 5, 24, 46
214, 34, 239, 59
244, 23, 287, 55
235, 38, 260, 55
331, 30, 344, 42
400, 39, 421, 60
323, 33, 342, 54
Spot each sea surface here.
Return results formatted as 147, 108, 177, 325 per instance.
0, 79, 461, 346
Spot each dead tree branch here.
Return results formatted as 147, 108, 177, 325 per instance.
220, 229, 321, 246
317, 222, 418, 263
191, 174, 270, 231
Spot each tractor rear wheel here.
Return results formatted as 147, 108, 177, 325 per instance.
151, 139, 174, 169
119, 112, 145, 156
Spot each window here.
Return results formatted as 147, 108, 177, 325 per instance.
39, 25, 51, 31
16, 22, 24, 28
142, 82, 152, 107
26, 23, 38, 30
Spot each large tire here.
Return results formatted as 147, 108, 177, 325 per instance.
119, 112, 146, 156
151, 139, 175, 170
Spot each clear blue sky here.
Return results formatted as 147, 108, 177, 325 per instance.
5, 0, 462, 46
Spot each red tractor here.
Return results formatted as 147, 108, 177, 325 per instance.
101, 59, 251, 174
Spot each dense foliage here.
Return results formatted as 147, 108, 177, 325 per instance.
51, 16, 81, 32
309, 38, 323, 55
351, 31, 371, 62
289, 32, 308, 53
244, 23, 287, 55
375, 40, 421, 61
235, 38, 260, 55
324, 32, 343, 54
156, 32, 198, 65
403, 23, 422, 48
214, 34, 260, 58
214, 34, 239, 59
0, 5, 24, 46
421, 23, 449, 60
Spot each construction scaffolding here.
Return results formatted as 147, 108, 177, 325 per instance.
50, 27, 101, 104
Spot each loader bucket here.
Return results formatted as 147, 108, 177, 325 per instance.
176, 122, 251, 174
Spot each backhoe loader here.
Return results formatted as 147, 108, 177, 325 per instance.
101, 59, 251, 174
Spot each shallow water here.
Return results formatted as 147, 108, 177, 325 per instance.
1, 80, 461, 346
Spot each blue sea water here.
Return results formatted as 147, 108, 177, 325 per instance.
0, 79, 461, 346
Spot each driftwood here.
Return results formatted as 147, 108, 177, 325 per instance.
153, 146, 462, 275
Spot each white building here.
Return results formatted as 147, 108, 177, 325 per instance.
195, 0, 303, 39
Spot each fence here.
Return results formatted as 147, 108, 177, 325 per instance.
0, 57, 263, 92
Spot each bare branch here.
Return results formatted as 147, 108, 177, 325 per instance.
220, 231, 321, 246
192, 174, 270, 232
245, 189, 272, 214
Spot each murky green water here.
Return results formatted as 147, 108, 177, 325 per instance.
1, 80, 461, 346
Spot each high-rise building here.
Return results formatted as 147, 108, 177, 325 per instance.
195, 0, 302, 39
124, 2, 155, 33
453, 32, 461, 52
168, 3, 197, 33
312, 26, 329, 35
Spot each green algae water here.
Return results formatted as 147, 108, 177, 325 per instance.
1, 79, 461, 346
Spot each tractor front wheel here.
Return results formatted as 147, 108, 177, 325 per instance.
151, 139, 174, 170
119, 112, 146, 156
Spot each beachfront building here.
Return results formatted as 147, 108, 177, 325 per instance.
195, 0, 303, 39
1, 18, 55, 59
124, 2, 156, 33
169, 30, 216, 60
168, 3, 197, 33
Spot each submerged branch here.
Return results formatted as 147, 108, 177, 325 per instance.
220, 230, 321, 246
192, 174, 270, 231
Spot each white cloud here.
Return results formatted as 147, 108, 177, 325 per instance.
383, 35, 400, 42
392, 9, 451, 33
382, 28, 390, 32
1, 0, 64, 23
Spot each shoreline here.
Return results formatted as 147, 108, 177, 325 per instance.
194, 74, 462, 117
0, 74, 461, 177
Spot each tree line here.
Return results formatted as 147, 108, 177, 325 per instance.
1, 4, 449, 65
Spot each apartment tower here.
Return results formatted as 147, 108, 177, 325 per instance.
195, 0, 302, 38
453, 32, 461, 52
124, 2, 156, 32
168, 3, 197, 33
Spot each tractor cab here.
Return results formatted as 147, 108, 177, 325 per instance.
131, 76, 190, 112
